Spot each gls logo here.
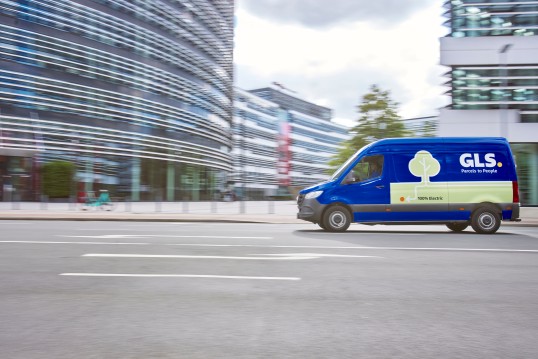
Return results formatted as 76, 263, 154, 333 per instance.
459, 153, 497, 168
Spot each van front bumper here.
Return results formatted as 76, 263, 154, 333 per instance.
297, 197, 325, 223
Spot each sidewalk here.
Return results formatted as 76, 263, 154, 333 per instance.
0, 201, 304, 224
0, 201, 536, 226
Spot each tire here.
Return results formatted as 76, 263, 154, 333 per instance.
318, 222, 327, 230
471, 206, 501, 234
323, 205, 351, 232
446, 223, 468, 232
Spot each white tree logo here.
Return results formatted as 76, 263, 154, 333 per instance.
408, 150, 440, 185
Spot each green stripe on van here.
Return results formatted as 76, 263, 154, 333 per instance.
390, 181, 512, 205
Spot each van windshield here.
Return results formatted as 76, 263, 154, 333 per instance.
329, 143, 372, 181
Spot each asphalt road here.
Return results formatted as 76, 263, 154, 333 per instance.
1, 221, 538, 359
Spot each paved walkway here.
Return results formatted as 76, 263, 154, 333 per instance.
0, 201, 302, 223
0, 201, 537, 225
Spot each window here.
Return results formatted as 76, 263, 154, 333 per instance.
345, 155, 384, 183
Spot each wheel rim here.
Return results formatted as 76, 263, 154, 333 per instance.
329, 211, 347, 229
478, 212, 496, 230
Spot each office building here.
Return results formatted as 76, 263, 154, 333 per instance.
0, 0, 234, 201
403, 116, 438, 137
232, 88, 279, 199
246, 85, 349, 195
439, 0, 538, 205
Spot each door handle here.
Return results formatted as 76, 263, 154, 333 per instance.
376, 185, 385, 189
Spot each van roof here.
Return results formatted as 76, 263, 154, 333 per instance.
372, 137, 509, 147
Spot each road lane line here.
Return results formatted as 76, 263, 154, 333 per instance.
83, 245, 538, 253
83, 253, 383, 260
0, 241, 151, 245
165, 245, 538, 253
3, 241, 538, 253
58, 235, 273, 239
257, 253, 383, 258
348, 246, 538, 252
82, 253, 317, 260
60, 273, 301, 281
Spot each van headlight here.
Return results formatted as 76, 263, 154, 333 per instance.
305, 190, 323, 199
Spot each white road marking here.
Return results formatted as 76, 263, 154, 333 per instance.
72, 224, 200, 231
59, 235, 150, 239
2, 241, 538, 253
352, 246, 538, 253
82, 253, 317, 260
83, 253, 383, 260
161, 244, 538, 253
256, 253, 382, 258
58, 234, 273, 239
0, 241, 151, 245
60, 273, 300, 281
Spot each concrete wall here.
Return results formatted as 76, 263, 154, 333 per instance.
440, 36, 538, 66
438, 109, 538, 143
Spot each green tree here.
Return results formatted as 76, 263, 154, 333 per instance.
422, 120, 437, 137
329, 84, 409, 172
42, 161, 76, 198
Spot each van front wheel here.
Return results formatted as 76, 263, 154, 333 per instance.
323, 206, 351, 232
471, 207, 501, 234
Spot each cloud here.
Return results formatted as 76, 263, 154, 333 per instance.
236, 61, 399, 126
239, 0, 434, 29
234, 0, 450, 125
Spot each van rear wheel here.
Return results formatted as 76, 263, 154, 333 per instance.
446, 223, 468, 232
471, 206, 501, 234
323, 206, 351, 232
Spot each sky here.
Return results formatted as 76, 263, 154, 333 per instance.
233, 0, 451, 127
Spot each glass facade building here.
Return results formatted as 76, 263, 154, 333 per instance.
440, 0, 538, 205
444, 0, 538, 123
448, 0, 537, 38
248, 86, 349, 192
0, 0, 234, 201
232, 88, 279, 199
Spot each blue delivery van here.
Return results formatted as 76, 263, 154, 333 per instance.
297, 138, 521, 234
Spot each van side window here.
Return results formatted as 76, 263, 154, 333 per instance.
345, 155, 384, 183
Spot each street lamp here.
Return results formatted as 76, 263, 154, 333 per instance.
499, 43, 512, 139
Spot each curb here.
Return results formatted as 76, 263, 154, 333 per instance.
0, 212, 305, 224
0, 213, 536, 226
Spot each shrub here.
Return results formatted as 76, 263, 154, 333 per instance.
42, 161, 75, 198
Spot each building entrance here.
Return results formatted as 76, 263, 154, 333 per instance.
0, 154, 35, 201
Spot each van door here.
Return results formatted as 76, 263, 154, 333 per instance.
387, 150, 449, 221
445, 145, 514, 220
335, 154, 390, 222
